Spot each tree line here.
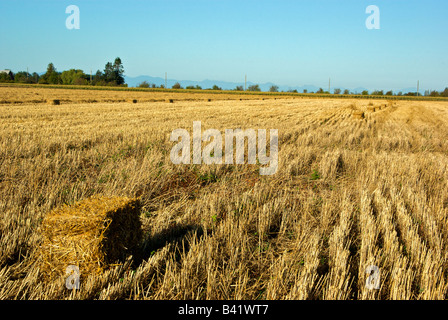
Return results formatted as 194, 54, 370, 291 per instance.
138, 80, 448, 97
0, 57, 126, 87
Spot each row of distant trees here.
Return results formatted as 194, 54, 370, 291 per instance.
138, 80, 448, 97
327, 88, 448, 97
281, 86, 448, 97
138, 81, 264, 92
0, 58, 126, 87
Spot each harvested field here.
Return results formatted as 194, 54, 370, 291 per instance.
0, 86, 448, 300
0, 85, 289, 105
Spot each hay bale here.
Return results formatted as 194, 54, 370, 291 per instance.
352, 111, 365, 119
49, 99, 60, 105
166, 99, 174, 103
36, 196, 142, 281
205, 98, 212, 102
130, 99, 138, 104
367, 106, 376, 112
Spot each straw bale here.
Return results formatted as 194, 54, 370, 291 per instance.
36, 196, 142, 280
352, 111, 365, 119
49, 99, 60, 105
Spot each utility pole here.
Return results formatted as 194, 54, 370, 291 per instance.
245, 74, 247, 91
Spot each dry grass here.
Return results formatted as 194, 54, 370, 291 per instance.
0, 86, 447, 300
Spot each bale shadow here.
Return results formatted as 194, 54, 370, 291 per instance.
134, 222, 205, 265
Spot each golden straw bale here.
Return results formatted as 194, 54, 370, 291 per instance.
49, 99, 60, 105
352, 111, 365, 119
36, 196, 142, 281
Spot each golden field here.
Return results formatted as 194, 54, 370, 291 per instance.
0, 85, 447, 299
0, 85, 283, 105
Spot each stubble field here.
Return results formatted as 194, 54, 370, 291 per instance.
1, 86, 448, 299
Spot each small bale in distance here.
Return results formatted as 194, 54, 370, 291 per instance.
166, 99, 174, 103
36, 196, 142, 281
352, 111, 365, 120
49, 99, 60, 105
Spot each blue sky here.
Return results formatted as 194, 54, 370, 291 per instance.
0, 0, 447, 91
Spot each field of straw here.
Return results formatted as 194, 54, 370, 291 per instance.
0, 86, 447, 300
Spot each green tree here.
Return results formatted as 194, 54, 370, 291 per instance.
187, 85, 202, 90
41, 63, 61, 84
441, 88, 448, 97
385, 90, 393, 96
172, 82, 182, 89
333, 88, 341, 94
248, 84, 261, 92
212, 85, 222, 90
14, 71, 31, 83
429, 90, 439, 97
372, 90, 384, 95
92, 70, 104, 85
0, 71, 13, 82
138, 81, 150, 88
112, 57, 125, 85
235, 85, 243, 91
31, 72, 39, 83
269, 85, 279, 92
61, 69, 86, 85
103, 62, 114, 83
362, 90, 369, 95
343, 89, 350, 94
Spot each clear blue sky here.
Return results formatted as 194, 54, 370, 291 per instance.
0, 0, 447, 91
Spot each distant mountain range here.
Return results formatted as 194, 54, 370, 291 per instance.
125, 75, 345, 93
31, 71, 420, 94
124, 75, 420, 95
